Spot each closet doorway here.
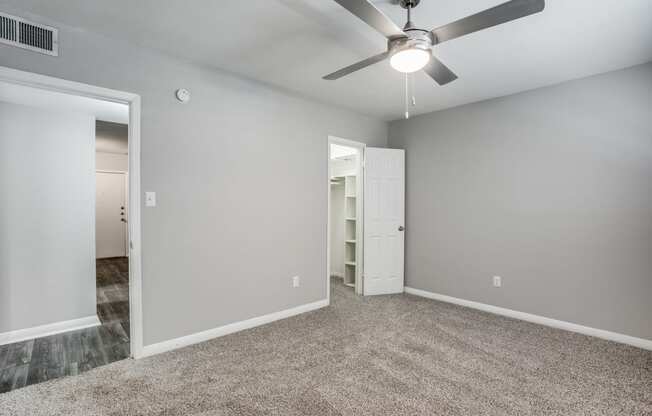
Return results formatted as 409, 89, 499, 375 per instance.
327, 136, 406, 299
328, 137, 364, 295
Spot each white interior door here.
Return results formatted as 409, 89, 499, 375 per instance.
96, 171, 127, 258
363, 148, 405, 295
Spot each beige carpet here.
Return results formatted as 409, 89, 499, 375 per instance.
1, 278, 650, 415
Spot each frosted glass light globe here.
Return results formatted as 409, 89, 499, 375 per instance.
390, 48, 430, 73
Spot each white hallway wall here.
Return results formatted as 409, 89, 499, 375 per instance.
0, 7, 387, 347
0, 101, 97, 333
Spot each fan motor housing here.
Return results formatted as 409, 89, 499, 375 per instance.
388, 28, 434, 56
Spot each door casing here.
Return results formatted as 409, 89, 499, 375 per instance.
0, 65, 145, 359
327, 136, 366, 301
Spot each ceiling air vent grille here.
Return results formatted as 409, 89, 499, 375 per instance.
0, 12, 58, 56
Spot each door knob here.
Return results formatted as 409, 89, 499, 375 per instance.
398, 226, 405, 232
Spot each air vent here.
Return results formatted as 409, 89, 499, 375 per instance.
0, 12, 58, 56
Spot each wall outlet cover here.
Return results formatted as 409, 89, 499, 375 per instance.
292, 276, 300, 288
493, 276, 502, 288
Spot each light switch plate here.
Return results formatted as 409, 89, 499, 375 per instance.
145, 192, 156, 207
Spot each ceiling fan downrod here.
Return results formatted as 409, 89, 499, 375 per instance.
400, 0, 420, 30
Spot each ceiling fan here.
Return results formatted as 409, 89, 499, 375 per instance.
323, 0, 545, 85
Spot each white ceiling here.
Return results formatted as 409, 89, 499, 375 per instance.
4, 0, 651, 120
0, 80, 129, 123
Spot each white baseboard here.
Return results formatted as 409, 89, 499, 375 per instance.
0, 315, 101, 346
140, 299, 329, 358
404, 287, 652, 351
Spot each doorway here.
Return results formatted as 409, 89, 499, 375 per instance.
95, 120, 131, 371
0, 66, 142, 393
328, 137, 365, 296
327, 136, 407, 301
96, 120, 130, 260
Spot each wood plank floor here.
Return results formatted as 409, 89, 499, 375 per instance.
0, 257, 130, 393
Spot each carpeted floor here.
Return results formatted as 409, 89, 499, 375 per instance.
1, 278, 650, 415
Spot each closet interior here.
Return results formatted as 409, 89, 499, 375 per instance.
329, 143, 362, 293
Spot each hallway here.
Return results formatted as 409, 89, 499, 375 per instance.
0, 258, 130, 393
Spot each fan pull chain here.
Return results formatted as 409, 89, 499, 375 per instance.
404, 73, 409, 119
411, 73, 416, 107
405, 73, 417, 119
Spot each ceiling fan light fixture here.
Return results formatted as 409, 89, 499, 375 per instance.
390, 47, 430, 73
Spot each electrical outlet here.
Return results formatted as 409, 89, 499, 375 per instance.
493, 276, 502, 288
292, 276, 300, 288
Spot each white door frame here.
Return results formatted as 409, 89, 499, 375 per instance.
327, 136, 365, 302
0, 66, 145, 359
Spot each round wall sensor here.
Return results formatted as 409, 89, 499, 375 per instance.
175, 88, 190, 103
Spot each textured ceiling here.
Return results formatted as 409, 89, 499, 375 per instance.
2, 0, 651, 120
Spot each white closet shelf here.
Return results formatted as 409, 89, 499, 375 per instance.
346, 217, 356, 221
345, 261, 356, 266
345, 240, 356, 244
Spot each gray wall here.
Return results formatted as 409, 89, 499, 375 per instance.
389, 63, 652, 340
0, 102, 96, 332
96, 121, 128, 153
96, 152, 128, 173
0, 10, 387, 345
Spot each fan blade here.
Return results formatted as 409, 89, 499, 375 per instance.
323, 52, 390, 80
333, 0, 406, 39
432, 0, 545, 44
423, 57, 458, 85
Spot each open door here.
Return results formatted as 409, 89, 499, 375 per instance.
363, 148, 405, 295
